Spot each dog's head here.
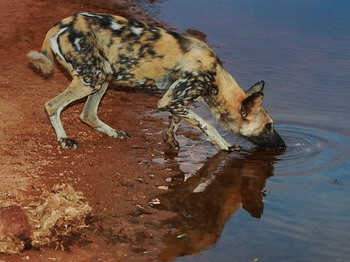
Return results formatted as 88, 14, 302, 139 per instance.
239, 81, 285, 150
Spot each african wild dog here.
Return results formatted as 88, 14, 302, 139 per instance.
28, 11, 285, 151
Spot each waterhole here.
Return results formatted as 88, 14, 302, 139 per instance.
151, 123, 350, 262
142, 0, 350, 261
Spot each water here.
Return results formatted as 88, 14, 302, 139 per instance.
139, 0, 350, 261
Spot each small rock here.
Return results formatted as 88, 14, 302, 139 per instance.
176, 233, 187, 239
136, 204, 145, 210
0, 205, 31, 241
0, 205, 32, 253
157, 186, 169, 190
135, 178, 144, 183
149, 198, 161, 206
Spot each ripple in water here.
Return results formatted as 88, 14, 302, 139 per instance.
153, 118, 349, 178
273, 124, 349, 176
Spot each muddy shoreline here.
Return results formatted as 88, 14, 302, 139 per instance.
0, 0, 193, 261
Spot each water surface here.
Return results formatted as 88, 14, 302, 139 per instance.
140, 0, 350, 261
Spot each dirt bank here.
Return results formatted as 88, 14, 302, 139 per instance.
0, 0, 184, 261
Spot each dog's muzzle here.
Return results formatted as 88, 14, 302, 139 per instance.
246, 128, 286, 150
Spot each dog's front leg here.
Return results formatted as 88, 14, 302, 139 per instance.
164, 115, 181, 150
158, 74, 233, 151
177, 110, 232, 151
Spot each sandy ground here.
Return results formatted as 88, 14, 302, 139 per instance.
0, 0, 186, 261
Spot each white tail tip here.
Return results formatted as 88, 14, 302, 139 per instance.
27, 51, 54, 75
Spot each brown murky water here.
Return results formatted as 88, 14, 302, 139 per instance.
139, 0, 350, 261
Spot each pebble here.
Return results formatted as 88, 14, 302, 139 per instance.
135, 178, 144, 183
0, 205, 31, 244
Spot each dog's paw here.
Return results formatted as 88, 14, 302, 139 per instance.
59, 138, 79, 149
107, 129, 130, 139
227, 145, 241, 152
115, 130, 130, 139
165, 138, 180, 151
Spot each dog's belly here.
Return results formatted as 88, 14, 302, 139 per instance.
112, 74, 174, 91
111, 60, 178, 91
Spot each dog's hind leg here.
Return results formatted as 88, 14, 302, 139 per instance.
80, 82, 130, 139
45, 76, 97, 149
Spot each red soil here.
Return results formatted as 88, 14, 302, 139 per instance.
0, 0, 181, 261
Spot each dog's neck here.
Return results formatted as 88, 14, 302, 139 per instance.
205, 65, 246, 134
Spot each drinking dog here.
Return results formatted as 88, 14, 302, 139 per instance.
28, 12, 285, 151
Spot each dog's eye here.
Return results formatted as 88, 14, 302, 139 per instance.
265, 123, 273, 130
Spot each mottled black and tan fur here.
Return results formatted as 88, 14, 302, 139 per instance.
28, 11, 285, 150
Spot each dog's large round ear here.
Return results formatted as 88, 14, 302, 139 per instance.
241, 92, 264, 119
245, 80, 265, 96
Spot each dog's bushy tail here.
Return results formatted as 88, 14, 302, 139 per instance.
27, 25, 60, 75
27, 50, 54, 75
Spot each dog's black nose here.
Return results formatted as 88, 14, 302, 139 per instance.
272, 129, 286, 149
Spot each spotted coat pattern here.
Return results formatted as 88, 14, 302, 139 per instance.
28, 11, 285, 151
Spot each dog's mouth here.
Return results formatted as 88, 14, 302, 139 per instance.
251, 140, 286, 151
257, 143, 286, 151
244, 130, 286, 151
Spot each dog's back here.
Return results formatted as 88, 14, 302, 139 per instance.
30, 12, 218, 91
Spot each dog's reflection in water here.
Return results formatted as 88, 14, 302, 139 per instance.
153, 149, 283, 260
